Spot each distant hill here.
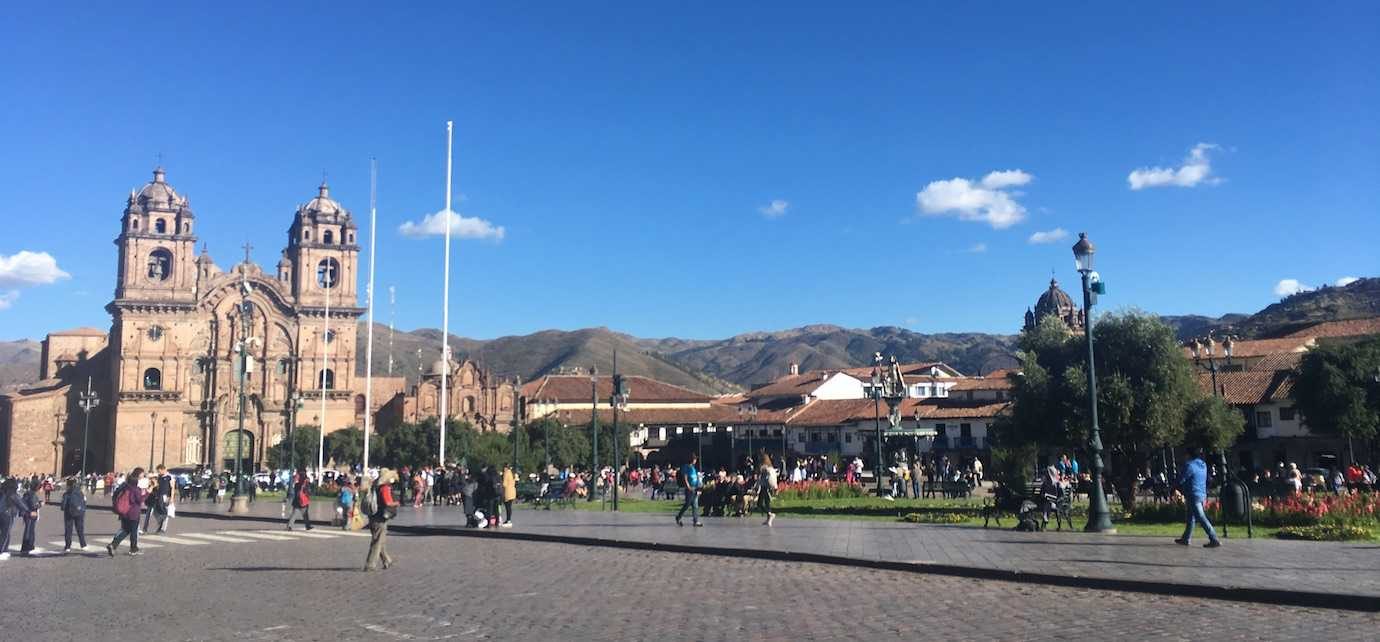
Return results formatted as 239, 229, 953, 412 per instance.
1235, 277, 1380, 338
4, 276, 1375, 394
640, 325, 1019, 388
353, 324, 740, 395
0, 339, 42, 392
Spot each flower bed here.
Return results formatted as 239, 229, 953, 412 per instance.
1128, 492, 1380, 529
775, 480, 866, 501
900, 512, 969, 524
1276, 524, 1376, 541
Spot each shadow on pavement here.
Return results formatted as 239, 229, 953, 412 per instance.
209, 566, 359, 572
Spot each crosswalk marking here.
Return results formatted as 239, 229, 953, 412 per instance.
52, 540, 166, 549
180, 532, 254, 543
223, 531, 295, 541
140, 534, 209, 546
272, 530, 339, 539
335, 530, 371, 537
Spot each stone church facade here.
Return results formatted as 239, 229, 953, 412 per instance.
2, 168, 364, 475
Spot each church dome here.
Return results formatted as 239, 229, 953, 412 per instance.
299, 181, 353, 225
134, 167, 185, 211
1034, 278, 1075, 318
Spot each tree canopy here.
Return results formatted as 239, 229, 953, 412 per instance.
1293, 336, 1380, 442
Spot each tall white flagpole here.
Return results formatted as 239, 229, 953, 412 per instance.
318, 257, 330, 478
363, 158, 378, 473
438, 120, 454, 466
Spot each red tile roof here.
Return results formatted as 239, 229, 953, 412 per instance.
782, 397, 1010, 426
747, 371, 853, 399
521, 375, 711, 403
1283, 317, 1380, 340
1196, 370, 1294, 406
948, 374, 1016, 391
1181, 337, 1313, 361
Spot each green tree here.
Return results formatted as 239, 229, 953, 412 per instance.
323, 427, 367, 469
1183, 396, 1246, 452
267, 426, 320, 471
1293, 336, 1380, 458
996, 311, 1241, 510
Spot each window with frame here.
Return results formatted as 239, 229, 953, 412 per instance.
155, 218, 167, 234
319, 369, 335, 390
1255, 411, 1273, 428
143, 367, 162, 390
1279, 407, 1296, 421
844, 432, 853, 443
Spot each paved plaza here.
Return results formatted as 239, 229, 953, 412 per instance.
41, 495, 1378, 611
4, 507, 1376, 641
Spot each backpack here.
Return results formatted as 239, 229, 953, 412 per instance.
112, 485, 131, 516
382, 488, 399, 521
359, 486, 378, 518
339, 488, 354, 508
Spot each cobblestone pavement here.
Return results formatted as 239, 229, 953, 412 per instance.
4, 511, 1375, 641
145, 496, 1380, 603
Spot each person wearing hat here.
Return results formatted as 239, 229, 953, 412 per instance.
364, 469, 399, 571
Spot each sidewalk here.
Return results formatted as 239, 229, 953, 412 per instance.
138, 496, 1380, 612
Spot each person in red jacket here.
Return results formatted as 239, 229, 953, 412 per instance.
106, 468, 148, 557
364, 469, 400, 571
286, 468, 313, 531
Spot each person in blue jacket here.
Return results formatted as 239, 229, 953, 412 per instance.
1175, 448, 1221, 548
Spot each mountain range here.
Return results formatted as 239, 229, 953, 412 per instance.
3, 277, 1376, 395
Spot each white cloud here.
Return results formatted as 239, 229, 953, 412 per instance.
398, 209, 505, 241
758, 199, 789, 219
1335, 276, 1360, 287
980, 170, 1032, 189
1128, 143, 1221, 190
0, 251, 70, 288
1027, 228, 1069, 245
967, 243, 988, 253
0, 290, 16, 310
1274, 279, 1309, 297
916, 169, 1033, 229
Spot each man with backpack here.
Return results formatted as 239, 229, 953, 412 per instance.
60, 476, 89, 553
675, 453, 703, 527
286, 468, 313, 531
364, 469, 399, 571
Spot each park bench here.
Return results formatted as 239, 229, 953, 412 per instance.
659, 481, 681, 501
922, 480, 972, 499
534, 484, 576, 510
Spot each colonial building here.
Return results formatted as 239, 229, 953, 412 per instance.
1, 168, 365, 476
375, 358, 518, 433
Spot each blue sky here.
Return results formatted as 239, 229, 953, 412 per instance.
2, 2, 1377, 341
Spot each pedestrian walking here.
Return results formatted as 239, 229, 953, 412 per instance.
758, 454, 778, 526
0, 478, 21, 560
337, 477, 356, 530
363, 469, 399, 571
1175, 449, 1221, 548
142, 464, 174, 534
61, 477, 89, 552
501, 463, 517, 528
675, 453, 703, 527
286, 468, 314, 531
107, 468, 148, 557
18, 480, 41, 555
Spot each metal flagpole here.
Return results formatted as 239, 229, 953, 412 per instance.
387, 286, 395, 376
438, 120, 454, 466
318, 254, 330, 480
363, 157, 378, 473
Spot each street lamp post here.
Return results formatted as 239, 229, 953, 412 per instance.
287, 390, 303, 483
738, 404, 758, 469
589, 368, 598, 502
1073, 232, 1115, 533
161, 418, 169, 466
149, 411, 157, 470
610, 358, 629, 511
77, 377, 99, 477
512, 377, 522, 473
230, 274, 255, 514
871, 355, 884, 495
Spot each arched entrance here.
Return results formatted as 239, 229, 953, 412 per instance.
222, 429, 254, 473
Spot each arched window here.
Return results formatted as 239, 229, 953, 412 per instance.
319, 369, 335, 390
143, 367, 162, 390
323, 230, 334, 244
355, 394, 367, 415
183, 222, 190, 233
324, 329, 336, 343
155, 219, 167, 234
316, 258, 339, 289
464, 396, 476, 413
132, 219, 139, 230
147, 248, 173, 281
304, 230, 311, 241
347, 233, 354, 243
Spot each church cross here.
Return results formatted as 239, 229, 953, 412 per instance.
242, 242, 254, 265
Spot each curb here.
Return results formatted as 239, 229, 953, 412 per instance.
162, 504, 1380, 613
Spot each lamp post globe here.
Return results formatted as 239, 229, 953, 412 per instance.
1072, 232, 1115, 532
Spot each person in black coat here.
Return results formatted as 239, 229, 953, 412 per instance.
0, 478, 20, 559
61, 477, 88, 552
19, 481, 41, 555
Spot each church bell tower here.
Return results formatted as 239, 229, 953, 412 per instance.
285, 181, 359, 307
113, 168, 199, 303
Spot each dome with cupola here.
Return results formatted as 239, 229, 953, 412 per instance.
1023, 277, 1084, 332
128, 167, 193, 216
296, 181, 355, 227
